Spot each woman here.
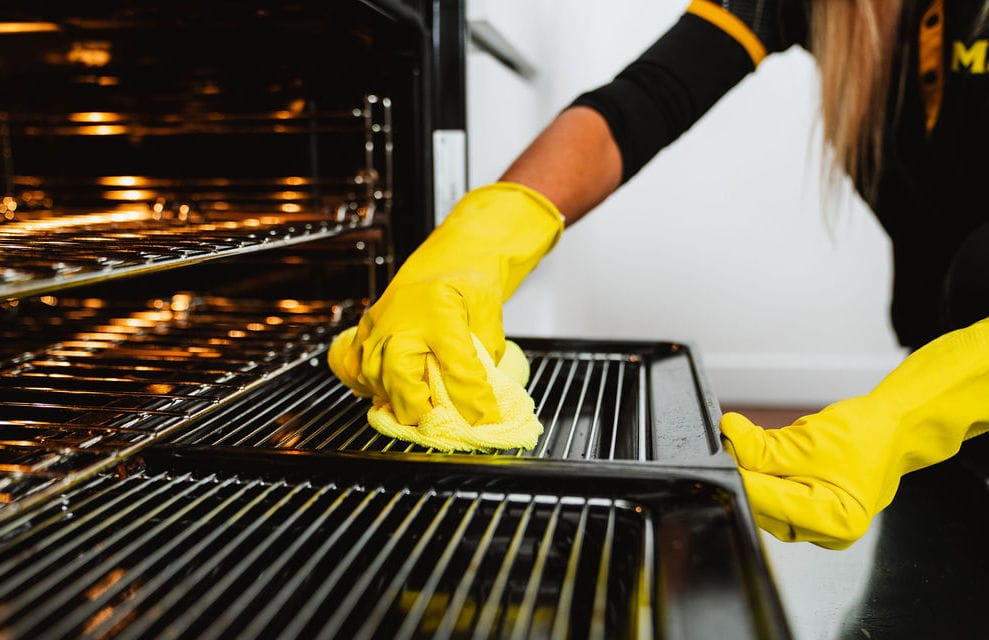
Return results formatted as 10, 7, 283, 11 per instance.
330, 0, 989, 549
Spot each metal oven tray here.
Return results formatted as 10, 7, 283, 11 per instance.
168, 337, 728, 467
0, 446, 790, 640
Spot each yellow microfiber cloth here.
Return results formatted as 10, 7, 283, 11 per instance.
327, 326, 543, 452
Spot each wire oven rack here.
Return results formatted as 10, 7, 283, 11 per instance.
0, 96, 393, 300
0, 302, 790, 638
0, 206, 373, 299
0, 448, 789, 640
0, 294, 364, 514
167, 338, 724, 465
0, 291, 729, 513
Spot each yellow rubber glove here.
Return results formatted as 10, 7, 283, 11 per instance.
721, 317, 989, 550
329, 182, 564, 425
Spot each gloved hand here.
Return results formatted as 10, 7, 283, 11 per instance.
721, 317, 989, 550
329, 182, 564, 426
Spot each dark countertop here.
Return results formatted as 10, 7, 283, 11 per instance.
764, 436, 989, 639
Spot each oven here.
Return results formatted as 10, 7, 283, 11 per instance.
0, 1, 790, 637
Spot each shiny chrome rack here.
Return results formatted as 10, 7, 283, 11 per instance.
168, 338, 724, 465
0, 96, 393, 300
0, 294, 363, 515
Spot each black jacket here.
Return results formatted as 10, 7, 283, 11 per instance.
574, 0, 989, 348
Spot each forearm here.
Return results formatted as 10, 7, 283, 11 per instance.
500, 3, 781, 225
499, 106, 622, 226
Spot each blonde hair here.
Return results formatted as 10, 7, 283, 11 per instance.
810, 0, 903, 201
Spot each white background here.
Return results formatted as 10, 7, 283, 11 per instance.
464, 0, 907, 407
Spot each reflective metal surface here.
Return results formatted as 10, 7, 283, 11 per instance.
0, 95, 392, 299
166, 337, 725, 465
0, 294, 362, 513
0, 448, 790, 640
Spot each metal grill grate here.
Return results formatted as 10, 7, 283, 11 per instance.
167, 339, 721, 464
0, 295, 362, 511
525, 349, 648, 460
0, 466, 650, 639
167, 349, 647, 459
0, 204, 376, 300
0, 95, 392, 300
0, 449, 788, 640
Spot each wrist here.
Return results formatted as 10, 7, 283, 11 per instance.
451, 182, 565, 247
398, 181, 565, 299
488, 181, 567, 228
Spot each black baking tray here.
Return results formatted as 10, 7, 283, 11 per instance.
0, 446, 791, 640
166, 336, 730, 467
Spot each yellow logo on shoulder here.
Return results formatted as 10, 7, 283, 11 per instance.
953, 40, 989, 73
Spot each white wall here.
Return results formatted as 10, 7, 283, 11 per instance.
466, 0, 907, 407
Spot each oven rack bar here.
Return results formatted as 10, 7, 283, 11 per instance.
15, 175, 370, 188
0, 469, 655, 640
0, 294, 364, 516
10, 176, 376, 212
0, 204, 379, 300
10, 120, 368, 138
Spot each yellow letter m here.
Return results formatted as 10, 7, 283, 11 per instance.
953, 40, 988, 73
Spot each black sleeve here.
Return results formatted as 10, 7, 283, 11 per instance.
572, 0, 808, 183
